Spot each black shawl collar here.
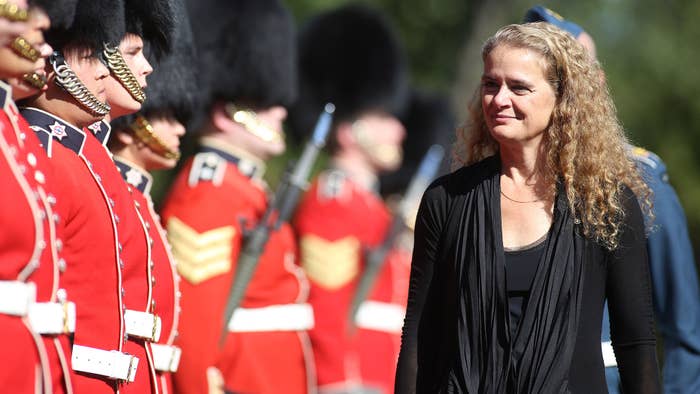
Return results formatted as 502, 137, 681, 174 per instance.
418, 155, 586, 393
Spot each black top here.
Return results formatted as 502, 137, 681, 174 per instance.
395, 156, 661, 393
505, 238, 546, 339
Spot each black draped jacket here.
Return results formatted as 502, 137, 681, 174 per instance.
395, 156, 661, 393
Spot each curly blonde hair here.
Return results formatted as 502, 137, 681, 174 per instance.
454, 22, 651, 250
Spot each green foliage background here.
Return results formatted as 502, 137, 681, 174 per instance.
283, 0, 700, 262
153, 0, 699, 264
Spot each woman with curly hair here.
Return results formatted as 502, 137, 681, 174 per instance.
395, 22, 661, 393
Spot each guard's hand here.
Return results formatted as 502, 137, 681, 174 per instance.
206, 366, 225, 394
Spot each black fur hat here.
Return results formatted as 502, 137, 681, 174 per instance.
124, 0, 174, 60
30, 0, 79, 30
186, 0, 297, 110
45, 0, 125, 52
112, 0, 199, 130
380, 89, 454, 197
289, 4, 408, 141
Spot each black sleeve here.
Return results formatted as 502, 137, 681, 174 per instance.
606, 187, 661, 393
395, 182, 447, 394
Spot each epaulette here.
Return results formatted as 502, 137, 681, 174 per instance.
188, 152, 226, 187
317, 169, 351, 202
629, 146, 669, 180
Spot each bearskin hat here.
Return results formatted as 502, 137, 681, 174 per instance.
289, 4, 408, 141
186, 0, 297, 110
45, 0, 125, 51
124, 0, 174, 60
380, 89, 454, 197
30, 0, 79, 30
111, 0, 199, 130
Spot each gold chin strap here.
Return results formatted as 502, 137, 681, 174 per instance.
10, 36, 40, 62
0, 0, 28, 22
22, 72, 46, 89
51, 52, 111, 116
103, 44, 146, 103
129, 115, 180, 161
224, 103, 283, 144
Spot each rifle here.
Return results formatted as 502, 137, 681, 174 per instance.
348, 144, 445, 329
220, 103, 335, 344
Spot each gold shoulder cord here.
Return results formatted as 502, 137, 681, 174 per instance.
0, 0, 29, 22
10, 36, 40, 62
51, 55, 111, 116
103, 44, 146, 103
129, 115, 180, 160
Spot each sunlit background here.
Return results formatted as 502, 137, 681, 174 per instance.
153, 0, 700, 264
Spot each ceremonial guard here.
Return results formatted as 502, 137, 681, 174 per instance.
109, 0, 198, 390
91, 0, 174, 392
290, 5, 408, 393
18, 0, 139, 392
160, 1, 314, 393
1, 1, 76, 392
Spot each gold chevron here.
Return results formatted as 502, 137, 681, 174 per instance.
300, 235, 361, 290
167, 217, 236, 284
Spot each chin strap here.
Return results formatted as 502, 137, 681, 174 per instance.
10, 36, 40, 62
22, 72, 46, 89
129, 115, 180, 161
224, 103, 283, 144
50, 51, 111, 117
103, 44, 146, 103
0, 0, 28, 22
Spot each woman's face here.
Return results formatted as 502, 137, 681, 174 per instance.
481, 44, 556, 147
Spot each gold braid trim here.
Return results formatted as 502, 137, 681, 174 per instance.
224, 103, 283, 143
103, 44, 146, 103
10, 36, 39, 62
52, 56, 111, 116
129, 115, 180, 160
22, 72, 46, 89
0, 0, 28, 22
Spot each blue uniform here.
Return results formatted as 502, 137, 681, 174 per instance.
604, 147, 700, 393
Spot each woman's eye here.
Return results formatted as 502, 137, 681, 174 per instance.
512, 86, 531, 94
482, 81, 499, 92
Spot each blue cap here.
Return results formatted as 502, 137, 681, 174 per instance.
523, 5, 584, 38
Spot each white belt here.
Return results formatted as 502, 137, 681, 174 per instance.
355, 301, 405, 334
28, 301, 76, 334
150, 343, 182, 372
601, 341, 618, 367
125, 309, 162, 342
72, 344, 139, 382
0, 280, 36, 316
0, 281, 76, 334
228, 303, 315, 332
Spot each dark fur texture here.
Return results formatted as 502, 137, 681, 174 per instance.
45, 0, 125, 51
30, 0, 79, 29
288, 4, 408, 141
186, 0, 297, 110
124, 0, 174, 60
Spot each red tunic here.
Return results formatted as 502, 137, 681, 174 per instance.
1, 82, 74, 394
83, 121, 156, 394
161, 138, 313, 394
293, 169, 408, 394
115, 157, 181, 394
21, 108, 126, 394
